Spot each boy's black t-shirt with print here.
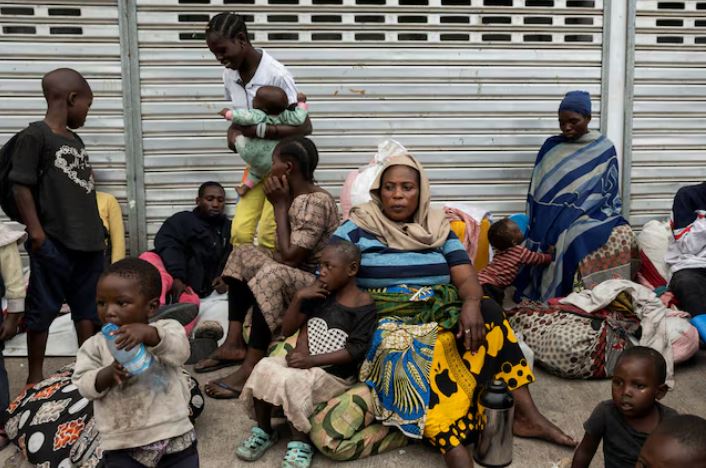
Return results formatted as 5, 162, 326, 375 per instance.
8, 121, 105, 252
584, 400, 678, 468
302, 295, 377, 380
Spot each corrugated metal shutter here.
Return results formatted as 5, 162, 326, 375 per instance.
0, 1, 127, 241
137, 0, 605, 248
630, 0, 706, 227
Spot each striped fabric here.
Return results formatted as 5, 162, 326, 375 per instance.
515, 130, 627, 301
478, 245, 552, 288
332, 220, 470, 289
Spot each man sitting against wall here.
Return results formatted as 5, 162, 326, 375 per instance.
141, 181, 232, 308
665, 181, 706, 339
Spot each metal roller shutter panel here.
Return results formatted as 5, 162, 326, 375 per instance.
137, 0, 605, 248
631, 0, 706, 228
0, 1, 128, 244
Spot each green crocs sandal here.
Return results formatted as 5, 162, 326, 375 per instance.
281, 441, 314, 468
236, 426, 278, 461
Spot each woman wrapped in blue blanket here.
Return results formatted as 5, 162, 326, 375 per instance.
515, 91, 637, 302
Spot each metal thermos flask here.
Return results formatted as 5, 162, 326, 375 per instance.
473, 379, 514, 467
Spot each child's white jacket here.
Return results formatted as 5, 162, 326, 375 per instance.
0, 222, 26, 313
666, 210, 706, 274
72, 319, 193, 450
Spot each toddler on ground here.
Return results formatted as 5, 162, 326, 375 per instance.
478, 217, 553, 305
637, 414, 706, 467
236, 239, 377, 468
73, 258, 197, 467
221, 85, 308, 197
571, 346, 677, 468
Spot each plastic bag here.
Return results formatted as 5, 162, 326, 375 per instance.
638, 219, 671, 281
341, 140, 408, 219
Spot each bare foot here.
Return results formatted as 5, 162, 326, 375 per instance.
204, 364, 253, 399
194, 344, 247, 372
26, 373, 44, 386
443, 445, 474, 467
513, 411, 577, 447
203, 381, 240, 399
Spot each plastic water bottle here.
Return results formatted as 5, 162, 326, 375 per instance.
473, 379, 514, 467
101, 323, 154, 376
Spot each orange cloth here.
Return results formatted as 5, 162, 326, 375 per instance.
450, 218, 491, 270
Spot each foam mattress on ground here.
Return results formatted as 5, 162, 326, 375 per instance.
3, 293, 231, 357
4, 313, 78, 357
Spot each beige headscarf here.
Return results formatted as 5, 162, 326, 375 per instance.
349, 153, 450, 251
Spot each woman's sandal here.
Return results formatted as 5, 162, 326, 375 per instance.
194, 356, 241, 374
281, 441, 314, 468
235, 427, 278, 461
149, 302, 198, 325
187, 320, 226, 365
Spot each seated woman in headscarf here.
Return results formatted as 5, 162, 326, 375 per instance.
514, 90, 637, 302
308, 153, 576, 467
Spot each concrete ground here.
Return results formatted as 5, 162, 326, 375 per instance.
1, 352, 704, 468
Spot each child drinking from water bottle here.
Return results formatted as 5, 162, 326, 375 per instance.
236, 240, 377, 468
73, 258, 197, 467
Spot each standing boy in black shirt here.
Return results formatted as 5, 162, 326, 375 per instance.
9, 68, 105, 384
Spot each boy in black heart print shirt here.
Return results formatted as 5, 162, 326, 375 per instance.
236, 239, 376, 468
9, 68, 105, 385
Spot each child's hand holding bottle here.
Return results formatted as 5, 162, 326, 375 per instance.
112, 323, 160, 351
102, 323, 159, 377
95, 361, 131, 392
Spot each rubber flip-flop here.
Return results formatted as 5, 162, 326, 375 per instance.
194, 357, 241, 374
186, 337, 219, 365
205, 381, 241, 399
193, 320, 224, 341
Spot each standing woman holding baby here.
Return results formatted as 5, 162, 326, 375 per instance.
196, 13, 316, 375
205, 12, 312, 251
